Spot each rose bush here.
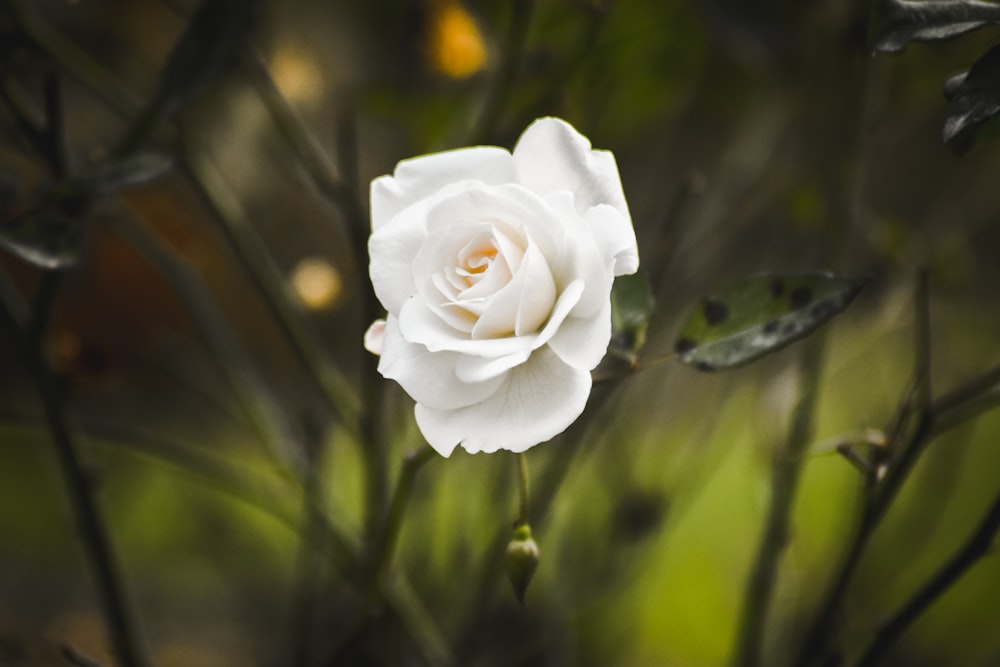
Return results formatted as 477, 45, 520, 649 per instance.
366, 117, 638, 456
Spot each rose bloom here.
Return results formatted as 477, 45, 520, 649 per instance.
366, 117, 638, 456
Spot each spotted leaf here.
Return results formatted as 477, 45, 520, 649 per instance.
674, 272, 866, 372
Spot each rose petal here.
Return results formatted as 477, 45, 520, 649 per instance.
379, 315, 504, 411
585, 203, 639, 277
398, 279, 584, 359
546, 297, 612, 371
364, 319, 386, 355
371, 146, 516, 229
423, 183, 565, 266
512, 117, 631, 221
541, 191, 613, 318
414, 346, 591, 455
449, 279, 586, 383
472, 237, 556, 339
369, 213, 429, 315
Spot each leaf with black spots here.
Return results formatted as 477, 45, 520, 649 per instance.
674, 272, 866, 372
942, 43, 1000, 151
0, 208, 83, 269
610, 271, 654, 364
872, 0, 1000, 54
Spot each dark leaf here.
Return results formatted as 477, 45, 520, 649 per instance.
95, 151, 174, 192
0, 208, 83, 269
942, 43, 1000, 150
674, 272, 866, 372
610, 271, 655, 363
872, 0, 1000, 53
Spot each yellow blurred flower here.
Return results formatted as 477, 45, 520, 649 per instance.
426, 1, 488, 79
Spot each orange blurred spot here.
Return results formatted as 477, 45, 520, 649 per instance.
426, 2, 488, 79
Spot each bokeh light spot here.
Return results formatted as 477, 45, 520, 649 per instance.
291, 258, 342, 310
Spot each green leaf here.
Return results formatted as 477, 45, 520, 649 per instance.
0, 207, 83, 269
610, 271, 654, 363
942, 44, 1000, 151
674, 272, 866, 372
872, 0, 1000, 53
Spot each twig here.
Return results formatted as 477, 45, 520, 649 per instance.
855, 488, 1000, 667
178, 151, 361, 432
733, 339, 826, 667
103, 215, 306, 475
4, 0, 143, 118
0, 279, 150, 667
930, 363, 1000, 436
372, 445, 436, 585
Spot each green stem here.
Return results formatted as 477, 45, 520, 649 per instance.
517, 452, 530, 526
733, 339, 826, 667
372, 445, 436, 585
855, 488, 1000, 667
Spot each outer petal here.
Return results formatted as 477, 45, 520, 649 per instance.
378, 316, 504, 411
586, 204, 639, 277
414, 346, 591, 456
546, 293, 613, 371
371, 146, 516, 229
369, 214, 427, 315
512, 118, 631, 221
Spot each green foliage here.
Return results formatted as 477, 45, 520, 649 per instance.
610, 271, 654, 363
674, 272, 866, 372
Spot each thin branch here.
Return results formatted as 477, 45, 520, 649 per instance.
0, 278, 150, 667
855, 488, 1000, 667
930, 363, 1000, 436
103, 215, 306, 475
372, 445, 436, 585
178, 152, 361, 433
733, 339, 826, 667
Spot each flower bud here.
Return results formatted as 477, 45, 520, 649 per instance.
505, 524, 540, 606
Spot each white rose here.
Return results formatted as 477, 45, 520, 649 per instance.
366, 117, 639, 457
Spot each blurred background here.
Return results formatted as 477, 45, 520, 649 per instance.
1, 0, 999, 665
